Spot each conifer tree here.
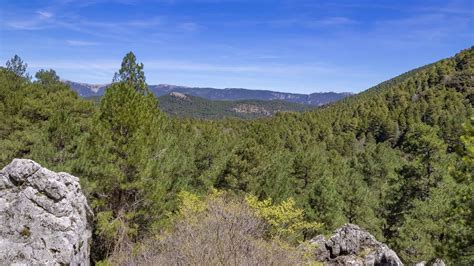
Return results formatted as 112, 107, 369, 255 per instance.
113, 51, 148, 94
35, 69, 60, 86
76, 52, 160, 259
5, 54, 30, 79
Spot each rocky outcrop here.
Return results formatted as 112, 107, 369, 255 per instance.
0, 159, 92, 265
416, 259, 446, 266
169, 91, 189, 100
309, 224, 403, 266
232, 104, 271, 116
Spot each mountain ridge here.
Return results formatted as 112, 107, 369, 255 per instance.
64, 80, 351, 106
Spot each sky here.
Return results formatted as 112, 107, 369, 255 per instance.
0, 0, 473, 93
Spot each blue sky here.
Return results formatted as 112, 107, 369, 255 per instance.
0, 0, 473, 93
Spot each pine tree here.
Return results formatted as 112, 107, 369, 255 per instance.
75, 52, 161, 259
35, 69, 60, 86
5, 54, 30, 80
113, 51, 148, 94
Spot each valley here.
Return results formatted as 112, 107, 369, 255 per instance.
1, 47, 472, 264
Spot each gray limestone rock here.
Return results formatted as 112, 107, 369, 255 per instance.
0, 159, 92, 265
431, 258, 445, 266
310, 224, 403, 266
416, 259, 446, 266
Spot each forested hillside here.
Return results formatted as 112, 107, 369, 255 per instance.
87, 92, 313, 119
156, 93, 313, 119
0, 48, 472, 264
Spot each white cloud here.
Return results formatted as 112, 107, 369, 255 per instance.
5, 21, 43, 30
26, 58, 356, 81
318, 17, 356, 26
37, 10, 54, 19
4, 10, 55, 30
66, 40, 100, 46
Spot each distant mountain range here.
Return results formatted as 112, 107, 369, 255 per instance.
64, 80, 351, 106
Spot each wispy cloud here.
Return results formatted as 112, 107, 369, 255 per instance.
27, 58, 344, 75
66, 40, 101, 46
4, 13, 163, 31
317, 17, 355, 26
178, 22, 200, 32
224, 16, 357, 28
53, 0, 141, 7
3, 10, 175, 44
3, 0, 472, 93
4, 9, 63, 31
5, 10, 55, 30
370, 12, 473, 45
285, 2, 473, 50
5, 21, 43, 30
37, 10, 54, 19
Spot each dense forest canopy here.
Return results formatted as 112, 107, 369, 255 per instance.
0, 47, 473, 264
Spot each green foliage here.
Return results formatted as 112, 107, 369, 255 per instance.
394, 177, 472, 264
88, 93, 313, 120
75, 81, 163, 259
158, 93, 313, 120
461, 117, 474, 172
35, 69, 60, 86
0, 67, 93, 169
5, 55, 30, 80
337, 165, 380, 235
1, 47, 473, 264
113, 51, 147, 94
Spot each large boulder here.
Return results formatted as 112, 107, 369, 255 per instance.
0, 159, 92, 265
309, 224, 403, 266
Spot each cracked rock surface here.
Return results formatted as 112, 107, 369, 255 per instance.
0, 159, 92, 265
309, 224, 403, 266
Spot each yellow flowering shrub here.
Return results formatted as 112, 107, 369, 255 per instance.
246, 195, 322, 243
